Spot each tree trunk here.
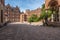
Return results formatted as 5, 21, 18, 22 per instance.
45, 15, 48, 26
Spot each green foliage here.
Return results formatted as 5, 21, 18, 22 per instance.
39, 10, 52, 20
42, 4, 45, 10
28, 14, 39, 22
39, 10, 46, 20
28, 4, 53, 22
28, 17, 33, 22
47, 10, 52, 17
39, 4, 52, 21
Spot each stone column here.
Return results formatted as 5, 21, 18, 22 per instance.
6, 16, 8, 21
51, 14, 54, 22
59, 7, 60, 22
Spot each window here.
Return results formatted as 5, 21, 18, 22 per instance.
1, 10, 3, 23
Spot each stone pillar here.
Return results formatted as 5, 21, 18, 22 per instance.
51, 14, 54, 22
5, 17, 8, 21
59, 7, 60, 22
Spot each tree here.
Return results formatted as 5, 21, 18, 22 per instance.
39, 4, 52, 26
28, 14, 39, 23
41, 4, 45, 11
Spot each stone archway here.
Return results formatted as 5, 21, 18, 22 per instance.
48, 0, 59, 22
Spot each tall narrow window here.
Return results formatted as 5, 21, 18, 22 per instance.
1, 10, 3, 23
24, 15, 27, 21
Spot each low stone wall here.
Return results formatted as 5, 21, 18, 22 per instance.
9, 22, 43, 26
30, 22, 43, 26
47, 22, 60, 27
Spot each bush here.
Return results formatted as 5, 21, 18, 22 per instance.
28, 14, 39, 22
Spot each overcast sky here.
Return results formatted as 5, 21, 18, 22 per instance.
5, 0, 45, 12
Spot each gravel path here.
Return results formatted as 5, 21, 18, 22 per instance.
0, 24, 60, 40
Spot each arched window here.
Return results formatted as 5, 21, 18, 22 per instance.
48, 0, 58, 10
48, 0, 59, 22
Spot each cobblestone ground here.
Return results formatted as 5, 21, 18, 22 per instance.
0, 24, 60, 40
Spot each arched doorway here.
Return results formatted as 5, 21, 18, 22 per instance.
48, 0, 59, 22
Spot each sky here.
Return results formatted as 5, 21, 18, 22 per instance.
5, 0, 45, 12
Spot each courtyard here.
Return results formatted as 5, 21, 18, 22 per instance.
0, 23, 60, 40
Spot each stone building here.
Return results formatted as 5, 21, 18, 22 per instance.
0, 0, 21, 23
0, 0, 41, 23
0, 0, 5, 23
45, 0, 60, 22
5, 4, 20, 22
26, 8, 41, 17
20, 8, 41, 22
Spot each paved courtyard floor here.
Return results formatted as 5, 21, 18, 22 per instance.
0, 23, 60, 40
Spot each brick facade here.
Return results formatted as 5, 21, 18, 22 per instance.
5, 4, 21, 22
0, 0, 41, 23
20, 8, 41, 22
